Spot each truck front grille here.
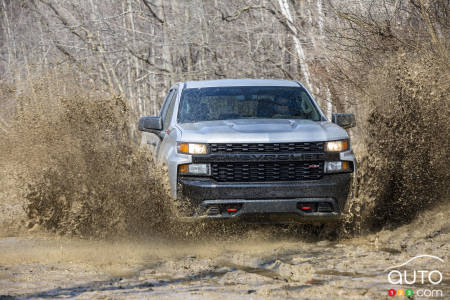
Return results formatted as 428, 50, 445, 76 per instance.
211, 161, 323, 182
209, 142, 324, 153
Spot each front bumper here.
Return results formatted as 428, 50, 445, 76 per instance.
178, 173, 352, 223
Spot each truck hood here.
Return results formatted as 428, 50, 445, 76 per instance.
176, 119, 349, 143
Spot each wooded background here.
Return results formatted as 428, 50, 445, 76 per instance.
0, 0, 448, 130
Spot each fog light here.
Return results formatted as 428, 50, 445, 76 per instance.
325, 161, 351, 173
178, 163, 210, 175
189, 164, 210, 175
326, 161, 342, 172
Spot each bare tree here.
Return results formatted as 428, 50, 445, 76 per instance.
1, 0, 446, 120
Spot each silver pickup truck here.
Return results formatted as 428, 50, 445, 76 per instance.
139, 79, 356, 223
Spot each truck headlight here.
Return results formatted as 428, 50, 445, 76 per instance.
178, 143, 208, 154
178, 164, 210, 176
326, 140, 349, 152
325, 161, 351, 173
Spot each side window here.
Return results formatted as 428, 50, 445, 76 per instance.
163, 89, 177, 130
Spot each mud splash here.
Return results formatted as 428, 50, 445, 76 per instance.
0, 72, 175, 238
344, 53, 450, 233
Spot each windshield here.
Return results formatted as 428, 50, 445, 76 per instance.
177, 86, 322, 123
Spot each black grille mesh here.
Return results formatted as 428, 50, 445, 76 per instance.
211, 161, 323, 182
209, 142, 324, 153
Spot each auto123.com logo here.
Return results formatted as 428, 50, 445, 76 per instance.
385, 255, 445, 298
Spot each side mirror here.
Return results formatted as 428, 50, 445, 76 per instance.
138, 116, 162, 133
332, 113, 356, 129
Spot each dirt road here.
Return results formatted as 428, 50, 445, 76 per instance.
1, 204, 449, 299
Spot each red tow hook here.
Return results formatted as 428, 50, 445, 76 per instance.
226, 208, 238, 212
298, 202, 316, 213
224, 205, 242, 214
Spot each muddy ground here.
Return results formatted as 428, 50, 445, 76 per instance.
1, 191, 449, 299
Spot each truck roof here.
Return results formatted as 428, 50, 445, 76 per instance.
183, 79, 302, 89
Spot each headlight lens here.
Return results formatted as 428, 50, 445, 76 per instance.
326, 140, 349, 152
178, 163, 210, 175
178, 143, 208, 154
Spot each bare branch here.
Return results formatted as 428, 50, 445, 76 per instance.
127, 48, 170, 74
142, 0, 164, 24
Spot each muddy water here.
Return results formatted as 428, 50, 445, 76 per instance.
1, 203, 448, 299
